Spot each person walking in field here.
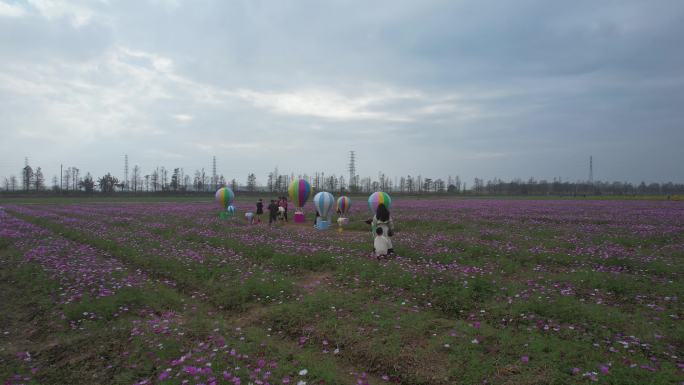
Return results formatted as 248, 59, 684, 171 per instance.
255, 198, 264, 223
367, 203, 394, 254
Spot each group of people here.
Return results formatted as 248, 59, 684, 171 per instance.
251, 197, 288, 225
248, 197, 395, 259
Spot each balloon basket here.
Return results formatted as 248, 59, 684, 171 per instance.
315, 220, 330, 230
294, 212, 305, 223
337, 217, 349, 226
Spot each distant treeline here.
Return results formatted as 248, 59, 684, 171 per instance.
2, 162, 683, 197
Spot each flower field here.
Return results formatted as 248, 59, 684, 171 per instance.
1, 197, 683, 385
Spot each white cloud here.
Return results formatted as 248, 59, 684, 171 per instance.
233, 87, 418, 122
0, 1, 27, 17
172, 114, 193, 122
26, 0, 94, 27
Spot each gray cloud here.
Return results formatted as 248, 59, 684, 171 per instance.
1, 0, 683, 186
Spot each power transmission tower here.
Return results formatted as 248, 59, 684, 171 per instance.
124, 154, 129, 191
348, 151, 356, 191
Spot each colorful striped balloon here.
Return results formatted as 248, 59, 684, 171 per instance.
313, 192, 335, 217
215, 187, 235, 209
288, 179, 312, 208
337, 196, 351, 214
368, 191, 392, 213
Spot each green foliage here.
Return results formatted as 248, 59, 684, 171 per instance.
63, 285, 183, 322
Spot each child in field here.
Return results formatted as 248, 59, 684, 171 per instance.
245, 211, 254, 225
374, 227, 391, 259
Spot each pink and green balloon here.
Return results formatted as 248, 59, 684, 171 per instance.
368, 191, 391, 213
288, 179, 312, 208
337, 196, 351, 214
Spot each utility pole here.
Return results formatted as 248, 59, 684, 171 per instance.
212, 156, 217, 191
589, 155, 593, 185
60, 164, 63, 192
124, 154, 129, 192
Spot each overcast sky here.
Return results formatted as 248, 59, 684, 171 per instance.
1, 0, 683, 185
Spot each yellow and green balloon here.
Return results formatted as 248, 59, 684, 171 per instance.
215, 187, 235, 210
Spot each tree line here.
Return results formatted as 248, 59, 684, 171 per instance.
2, 162, 683, 196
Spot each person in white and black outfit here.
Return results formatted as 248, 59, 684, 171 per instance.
367, 203, 394, 254
374, 227, 391, 259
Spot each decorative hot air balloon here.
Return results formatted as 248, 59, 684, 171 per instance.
368, 191, 392, 213
288, 179, 312, 209
337, 196, 351, 215
313, 192, 335, 218
215, 187, 235, 209
226, 205, 236, 216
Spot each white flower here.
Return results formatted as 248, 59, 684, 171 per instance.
299, 369, 308, 376
471, 338, 479, 344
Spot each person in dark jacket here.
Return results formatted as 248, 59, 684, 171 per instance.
255, 199, 264, 223
268, 200, 279, 226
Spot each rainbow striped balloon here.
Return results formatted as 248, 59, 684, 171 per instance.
337, 196, 351, 214
288, 179, 312, 208
313, 192, 335, 217
215, 187, 235, 209
368, 191, 392, 213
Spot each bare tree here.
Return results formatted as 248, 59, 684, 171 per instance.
22, 164, 33, 192
70, 167, 80, 191
34, 167, 45, 191
183, 174, 191, 190
151, 168, 159, 192
161, 167, 168, 191
131, 165, 140, 192
64, 168, 71, 192
80, 173, 95, 193
247, 173, 257, 191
